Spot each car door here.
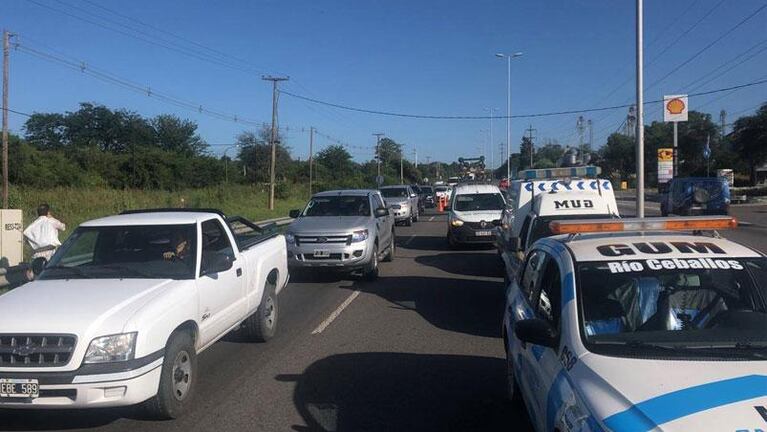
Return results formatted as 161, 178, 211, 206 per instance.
196, 218, 246, 346
525, 254, 565, 432
371, 193, 392, 248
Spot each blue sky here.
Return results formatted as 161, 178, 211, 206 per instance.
5, 0, 767, 166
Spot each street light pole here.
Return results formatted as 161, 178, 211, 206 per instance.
635, 0, 645, 218
496, 52, 523, 182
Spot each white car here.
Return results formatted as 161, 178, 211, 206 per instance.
447, 183, 506, 248
503, 216, 767, 432
0, 209, 288, 418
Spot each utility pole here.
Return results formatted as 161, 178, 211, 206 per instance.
2, 30, 11, 209
308, 126, 314, 196
636, 0, 645, 218
588, 119, 593, 148
373, 133, 384, 179
400, 150, 404, 184
488, 109, 495, 171
576, 116, 585, 164
719, 110, 727, 140
525, 125, 537, 168
262, 75, 289, 210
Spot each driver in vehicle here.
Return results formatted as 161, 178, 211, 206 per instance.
164, 231, 191, 262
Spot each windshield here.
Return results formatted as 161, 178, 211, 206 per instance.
421, 186, 433, 194
41, 224, 198, 280
435, 186, 447, 192
528, 214, 612, 246
453, 193, 505, 211
304, 195, 371, 217
380, 188, 409, 198
577, 258, 767, 359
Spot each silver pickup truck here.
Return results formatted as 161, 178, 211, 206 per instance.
286, 190, 395, 280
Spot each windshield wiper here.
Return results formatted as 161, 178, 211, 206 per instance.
42, 265, 92, 279
593, 340, 679, 351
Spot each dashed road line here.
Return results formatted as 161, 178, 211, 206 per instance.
428, 216, 435, 221
311, 290, 361, 335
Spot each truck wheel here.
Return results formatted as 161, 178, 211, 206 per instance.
243, 281, 278, 342
383, 235, 395, 262
364, 245, 379, 281
144, 331, 197, 419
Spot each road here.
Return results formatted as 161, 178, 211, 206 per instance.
5, 203, 767, 432
1, 210, 532, 432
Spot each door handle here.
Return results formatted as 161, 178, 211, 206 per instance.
236, 268, 242, 277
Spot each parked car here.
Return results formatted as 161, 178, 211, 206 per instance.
380, 185, 420, 225
286, 190, 395, 280
660, 177, 730, 216
0, 209, 288, 418
446, 183, 506, 248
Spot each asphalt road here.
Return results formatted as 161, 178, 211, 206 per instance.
2, 210, 531, 432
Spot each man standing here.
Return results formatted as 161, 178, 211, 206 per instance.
23, 203, 66, 261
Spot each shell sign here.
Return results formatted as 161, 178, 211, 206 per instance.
663, 94, 688, 122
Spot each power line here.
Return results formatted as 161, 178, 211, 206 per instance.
4, 107, 32, 117
279, 79, 767, 120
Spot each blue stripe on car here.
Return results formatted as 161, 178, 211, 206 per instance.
603, 375, 767, 432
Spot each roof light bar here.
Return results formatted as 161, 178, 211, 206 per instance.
549, 216, 737, 235
516, 166, 601, 180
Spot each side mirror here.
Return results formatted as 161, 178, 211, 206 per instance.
507, 236, 521, 252
200, 252, 234, 276
31, 257, 47, 276
410, 193, 417, 198
289, 209, 301, 218
514, 318, 558, 348
374, 207, 389, 217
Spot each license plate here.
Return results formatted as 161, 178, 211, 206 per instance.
0, 379, 39, 399
476, 230, 492, 236
313, 249, 330, 258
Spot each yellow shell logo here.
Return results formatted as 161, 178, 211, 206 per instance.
666, 98, 686, 115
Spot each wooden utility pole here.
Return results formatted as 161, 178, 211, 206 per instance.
525, 124, 537, 169
308, 126, 314, 196
262, 75, 288, 210
372, 133, 384, 179
2, 30, 10, 209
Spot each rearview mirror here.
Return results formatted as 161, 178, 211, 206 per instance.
514, 318, 558, 348
31, 257, 47, 276
289, 209, 301, 218
200, 252, 234, 276
374, 207, 389, 217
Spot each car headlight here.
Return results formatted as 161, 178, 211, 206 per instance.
351, 229, 369, 243
285, 232, 296, 245
451, 218, 464, 227
84, 332, 137, 364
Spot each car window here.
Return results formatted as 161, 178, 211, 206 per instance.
371, 194, 384, 211
520, 250, 545, 303
201, 219, 235, 260
304, 196, 372, 216
380, 188, 409, 198
453, 193, 505, 211
519, 215, 533, 250
533, 256, 562, 328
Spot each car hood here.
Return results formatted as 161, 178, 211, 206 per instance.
451, 209, 503, 222
289, 216, 370, 234
0, 278, 175, 337
574, 352, 767, 431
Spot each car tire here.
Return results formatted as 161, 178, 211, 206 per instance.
383, 235, 395, 262
242, 281, 278, 342
413, 209, 419, 222
505, 338, 521, 403
143, 331, 197, 420
405, 215, 412, 226
364, 244, 379, 281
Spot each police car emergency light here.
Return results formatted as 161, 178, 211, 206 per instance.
549, 216, 738, 235
516, 165, 601, 180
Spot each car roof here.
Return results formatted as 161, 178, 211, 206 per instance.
379, 185, 410, 189
453, 183, 502, 195
82, 211, 221, 227
540, 232, 762, 262
313, 189, 376, 197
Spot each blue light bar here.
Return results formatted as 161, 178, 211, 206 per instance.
516, 166, 601, 180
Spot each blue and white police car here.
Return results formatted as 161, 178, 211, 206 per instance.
502, 216, 767, 432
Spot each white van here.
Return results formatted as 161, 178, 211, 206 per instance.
446, 183, 506, 248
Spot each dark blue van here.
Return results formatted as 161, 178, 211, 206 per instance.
660, 177, 730, 216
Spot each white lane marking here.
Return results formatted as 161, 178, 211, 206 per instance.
404, 234, 416, 246
311, 290, 361, 335
428, 216, 435, 221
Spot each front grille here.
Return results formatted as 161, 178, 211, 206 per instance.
0, 335, 77, 367
302, 253, 345, 261
464, 220, 501, 230
296, 235, 351, 246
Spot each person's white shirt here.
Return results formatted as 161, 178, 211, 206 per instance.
23, 215, 66, 260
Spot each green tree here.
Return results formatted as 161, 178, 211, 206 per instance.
152, 114, 207, 156
599, 133, 635, 180
237, 128, 292, 184
732, 103, 767, 185
519, 136, 533, 170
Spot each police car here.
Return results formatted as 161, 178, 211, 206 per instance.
502, 216, 767, 432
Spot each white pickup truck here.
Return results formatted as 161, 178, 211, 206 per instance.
0, 209, 288, 419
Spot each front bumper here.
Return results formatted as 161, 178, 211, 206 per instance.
449, 224, 496, 244
390, 207, 412, 221
0, 355, 163, 409
287, 241, 373, 270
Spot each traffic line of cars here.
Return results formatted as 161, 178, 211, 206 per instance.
493, 168, 767, 432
